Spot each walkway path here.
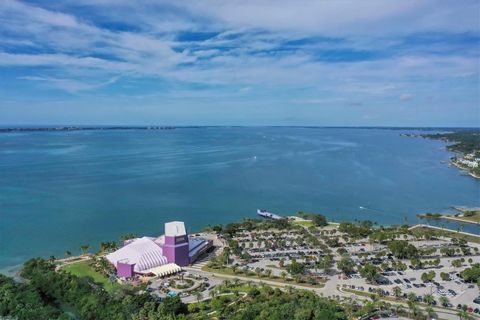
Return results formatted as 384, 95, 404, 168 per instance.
409, 224, 480, 238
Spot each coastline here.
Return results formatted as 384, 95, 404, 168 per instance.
441, 214, 480, 225
451, 159, 480, 179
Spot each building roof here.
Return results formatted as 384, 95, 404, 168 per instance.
106, 237, 168, 273
147, 263, 182, 277
165, 221, 186, 237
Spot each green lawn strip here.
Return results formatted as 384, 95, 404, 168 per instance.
291, 220, 314, 228
340, 287, 461, 315
444, 212, 480, 224
202, 266, 324, 288
410, 226, 480, 244
62, 260, 120, 292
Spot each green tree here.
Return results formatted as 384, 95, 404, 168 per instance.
337, 256, 355, 275
80, 244, 89, 255
359, 263, 379, 283
439, 296, 450, 307
393, 286, 402, 298
423, 293, 435, 305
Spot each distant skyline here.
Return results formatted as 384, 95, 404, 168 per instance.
0, 0, 479, 126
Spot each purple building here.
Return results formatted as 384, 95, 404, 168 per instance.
162, 221, 190, 267
116, 260, 135, 278
106, 221, 212, 278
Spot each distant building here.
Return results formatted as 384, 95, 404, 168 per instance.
106, 221, 212, 278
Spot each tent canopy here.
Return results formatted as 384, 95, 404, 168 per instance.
147, 263, 182, 277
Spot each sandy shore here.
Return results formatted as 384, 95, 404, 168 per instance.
441, 215, 480, 225
451, 160, 480, 179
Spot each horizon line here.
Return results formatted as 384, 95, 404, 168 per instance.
0, 124, 479, 129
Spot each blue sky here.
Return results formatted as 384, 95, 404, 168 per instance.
0, 0, 479, 126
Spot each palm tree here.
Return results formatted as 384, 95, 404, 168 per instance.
393, 286, 402, 298
425, 306, 436, 319
407, 301, 422, 319
265, 269, 272, 278
80, 245, 89, 255
423, 293, 435, 305
407, 292, 417, 303
393, 304, 405, 317
209, 290, 216, 299
457, 309, 474, 320
294, 274, 301, 283
100, 242, 109, 252
280, 271, 287, 281
233, 278, 240, 286
223, 247, 231, 265
120, 233, 136, 241
439, 296, 450, 307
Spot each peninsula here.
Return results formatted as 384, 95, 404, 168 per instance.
404, 129, 480, 179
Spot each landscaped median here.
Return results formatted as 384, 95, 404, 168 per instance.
337, 285, 473, 319
409, 225, 480, 244
201, 265, 325, 289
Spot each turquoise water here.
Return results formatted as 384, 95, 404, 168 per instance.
0, 127, 479, 273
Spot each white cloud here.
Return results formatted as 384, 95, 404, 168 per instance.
18, 75, 121, 92
400, 94, 413, 101
0, 0, 478, 102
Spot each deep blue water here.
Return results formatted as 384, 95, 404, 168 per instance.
0, 127, 479, 273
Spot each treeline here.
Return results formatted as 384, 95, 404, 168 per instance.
422, 130, 480, 154
1, 257, 353, 320
223, 286, 346, 320
297, 212, 328, 226
0, 258, 187, 320
0, 274, 62, 319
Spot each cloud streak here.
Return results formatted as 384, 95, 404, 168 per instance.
0, 0, 478, 125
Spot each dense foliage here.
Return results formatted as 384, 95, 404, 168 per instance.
460, 263, 480, 284
338, 221, 373, 238
0, 274, 62, 320
5, 258, 188, 320
1, 258, 351, 320
387, 240, 418, 259
422, 130, 480, 154
297, 212, 328, 227
202, 285, 347, 320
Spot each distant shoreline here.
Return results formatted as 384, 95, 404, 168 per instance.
1, 126, 478, 133
0, 126, 179, 133
451, 160, 480, 179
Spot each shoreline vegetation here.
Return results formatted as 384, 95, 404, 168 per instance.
401, 129, 480, 179
0, 212, 480, 320
417, 208, 480, 226
2, 211, 480, 320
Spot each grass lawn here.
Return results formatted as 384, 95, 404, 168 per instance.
63, 260, 120, 292
291, 220, 314, 228
410, 226, 480, 244
340, 287, 455, 313
202, 265, 324, 288
456, 211, 480, 224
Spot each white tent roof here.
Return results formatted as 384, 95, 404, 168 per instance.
147, 263, 182, 277
106, 237, 168, 273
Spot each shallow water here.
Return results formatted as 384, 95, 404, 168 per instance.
0, 127, 478, 273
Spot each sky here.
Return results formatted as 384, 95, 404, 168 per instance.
0, 0, 479, 126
